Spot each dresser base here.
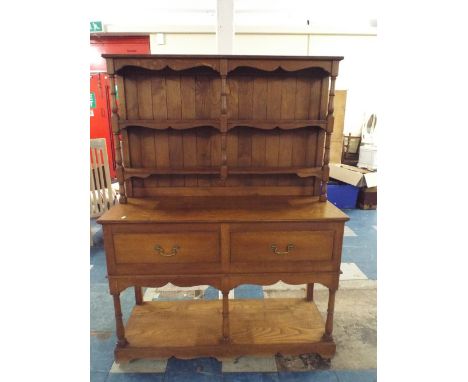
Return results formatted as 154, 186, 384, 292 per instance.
115, 298, 336, 362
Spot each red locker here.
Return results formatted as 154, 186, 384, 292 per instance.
90, 36, 150, 179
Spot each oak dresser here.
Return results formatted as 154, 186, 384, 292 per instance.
98, 54, 349, 362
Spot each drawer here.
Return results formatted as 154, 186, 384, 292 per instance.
113, 231, 220, 264
230, 230, 334, 263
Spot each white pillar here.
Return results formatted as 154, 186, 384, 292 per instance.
216, 0, 234, 54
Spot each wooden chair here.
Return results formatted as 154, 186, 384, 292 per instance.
90, 138, 118, 244
341, 133, 361, 166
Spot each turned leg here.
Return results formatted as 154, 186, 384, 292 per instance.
306, 283, 315, 301
322, 289, 336, 342
222, 290, 230, 342
112, 293, 128, 347
134, 286, 143, 305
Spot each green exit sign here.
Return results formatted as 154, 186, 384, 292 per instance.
90, 92, 96, 109
90, 21, 103, 32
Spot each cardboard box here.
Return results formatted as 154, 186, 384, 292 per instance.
358, 186, 377, 210
329, 163, 377, 188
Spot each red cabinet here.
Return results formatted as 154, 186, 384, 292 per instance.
90, 73, 115, 177
90, 36, 150, 179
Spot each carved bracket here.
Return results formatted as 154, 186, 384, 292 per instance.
108, 276, 223, 294
113, 59, 221, 74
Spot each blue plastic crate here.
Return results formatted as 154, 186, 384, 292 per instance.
327, 182, 360, 209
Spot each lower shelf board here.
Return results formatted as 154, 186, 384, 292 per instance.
116, 298, 336, 361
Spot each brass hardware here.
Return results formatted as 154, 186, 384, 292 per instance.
270, 243, 294, 255
154, 244, 180, 257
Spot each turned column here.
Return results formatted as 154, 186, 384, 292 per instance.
112, 293, 128, 347
306, 283, 315, 301
320, 60, 338, 202
106, 58, 127, 203
322, 288, 337, 342
222, 290, 230, 342
134, 287, 143, 305
219, 59, 228, 181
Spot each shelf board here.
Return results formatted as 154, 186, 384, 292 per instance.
124, 167, 323, 179
116, 298, 332, 360
119, 119, 220, 130
118, 119, 327, 131
228, 119, 327, 130
124, 167, 220, 179
231, 167, 322, 177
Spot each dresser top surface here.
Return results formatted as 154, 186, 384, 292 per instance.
97, 197, 349, 224
102, 54, 344, 61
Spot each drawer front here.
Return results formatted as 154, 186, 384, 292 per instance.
231, 230, 334, 263
113, 232, 219, 264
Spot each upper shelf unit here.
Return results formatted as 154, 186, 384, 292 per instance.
105, 55, 342, 200
107, 55, 342, 132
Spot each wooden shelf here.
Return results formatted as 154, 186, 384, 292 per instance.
118, 119, 327, 131
231, 167, 322, 177
115, 298, 334, 361
124, 167, 220, 179
228, 120, 327, 130
119, 119, 220, 130
124, 167, 323, 179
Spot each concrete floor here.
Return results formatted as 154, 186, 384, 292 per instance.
91, 208, 377, 381
264, 285, 376, 370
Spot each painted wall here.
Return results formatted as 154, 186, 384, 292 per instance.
308, 35, 377, 135
149, 32, 376, 135
150, 33, 217, 54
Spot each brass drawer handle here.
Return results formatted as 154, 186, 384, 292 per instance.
271, 243, 294, 255
154, 244, 180, 257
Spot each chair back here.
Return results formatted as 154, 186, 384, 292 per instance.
90, 138, 115, 217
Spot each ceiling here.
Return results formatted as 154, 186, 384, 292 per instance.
90, 0, 377, 31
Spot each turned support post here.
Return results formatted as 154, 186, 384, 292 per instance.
112, 293, 128, 347
306, 283, 314, 301
106, 60, 127, 203
134, 286, 143, 305
322, 289, 336, 342
222, 290, 230, 342
219, 59, 228, 181
320, 69, 337, 202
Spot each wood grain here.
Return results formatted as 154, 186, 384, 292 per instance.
251, 78, 268, 185
166, 74, 182, 119
113, 231, 220, 264
277, 132, 293, 186
154, 131, 170, 187
231, 229, 334, 263
180, 76, 198, 185
128, 128, 143, 189
169, 130, 184, 186
137, 72, 153, 119
100, 56, 346, 362
309, 78, 323, 120
280, 77, 296, 120
237, 76, 254, 119
98, 197, 349, 224
266, 75, 282, 119
230, 299, 325, 345
116, 57, 340, 196
151, 76, 167, 119
124, 73, 139, 119
124, 299, 325, 348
